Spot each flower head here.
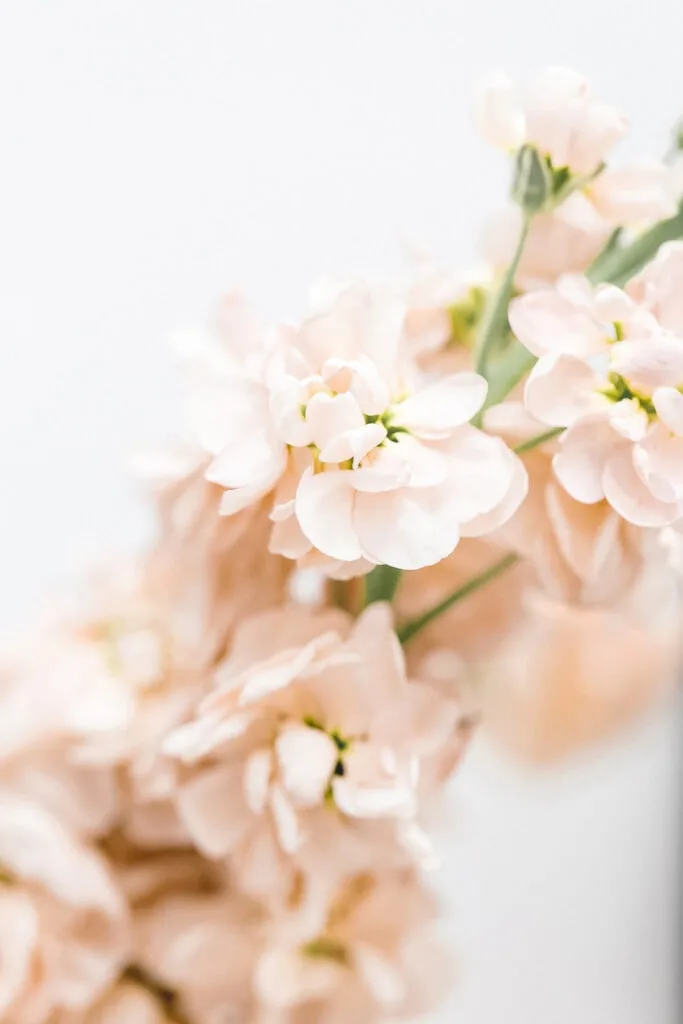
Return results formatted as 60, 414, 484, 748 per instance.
192, 283, 526, 572
510, 275, 683, 526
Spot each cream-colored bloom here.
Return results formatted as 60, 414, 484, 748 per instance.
0, 791, 128, 1022
166, 604, 456, 899
510, 276, 683, 526
191, 283, 526, 571
255, 869, 449, 1024
476, 67, 627, 175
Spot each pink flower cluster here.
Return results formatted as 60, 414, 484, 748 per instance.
2, 67, 682, 1023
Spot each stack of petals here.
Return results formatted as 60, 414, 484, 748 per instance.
2, 66, 682, 1022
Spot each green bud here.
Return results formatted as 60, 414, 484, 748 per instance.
511, 144, 552, 213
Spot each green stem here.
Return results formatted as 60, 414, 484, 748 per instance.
364, 564, 402, 606
513, 426, 564, 455
397, 552, 519, 645
586, 201, 683, 287
474, 213, 532, 378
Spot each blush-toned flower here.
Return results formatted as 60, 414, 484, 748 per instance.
475, 67, 627, 175
192, 282, 527, 571
255, 869, 449, 1024
510, 276, 683, 526
483, 581, 681, 762
0, 790, 129, 1022
165, 604, 457, 900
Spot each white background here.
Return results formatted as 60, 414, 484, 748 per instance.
0, 3, 680, 1022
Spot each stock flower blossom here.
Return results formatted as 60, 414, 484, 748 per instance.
191, 283, 527, 572
483, 583, 681, 762
255, 869, 449, 1024
165, 604, 459, 897
509, 274, 683, 526
475, 66, 627, 175
0, 791, 128, 1022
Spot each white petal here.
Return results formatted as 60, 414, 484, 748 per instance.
524, 354, 600, 426
603, 445, 679, 526
295, 469, 363, 561
354, 487, 460, 570
244, 748, 273, 814
275, 726, 338, 807
474, 72, 525, 150
654, 386, 683, 436
394, 373, 488, 437
269, 784, 302, 853
305, 391, 365, 450
552, 418, 619, 504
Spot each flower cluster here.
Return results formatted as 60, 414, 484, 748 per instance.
2, 67, 682, 1022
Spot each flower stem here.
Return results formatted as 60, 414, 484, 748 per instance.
474, 213, 532, 379
513, 426, 564, 454
397, 552, 519, 645
364, 564, 402, 606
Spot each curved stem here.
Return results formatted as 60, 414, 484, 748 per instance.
398, 552, 519, 645
474, 213, 532, 379
586, 201, 683, 287
513, 426, 564, 455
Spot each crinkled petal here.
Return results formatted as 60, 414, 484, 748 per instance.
394, 373, 488, 437
524, 353, 600, 426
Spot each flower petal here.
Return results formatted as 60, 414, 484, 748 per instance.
603, 445, 680, 526
524, 353, 600, 426
395, 373, 488, 437
295, 469, 363, 561
275, 726, 338, 808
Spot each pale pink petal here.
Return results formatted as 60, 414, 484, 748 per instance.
269, 512, 312, 559
509, 291, 607, 359
322, 355, 391, 415
459, 451, 528, 537
177, 765, 252, 857
610, 338, 683, 391
353, 943, 406, 1009
395, 374, 488, 437
206, 432, 286, 491
438, 426, 524, 523
305, 391, 365, 451
268, 784, 302, 853
349, 444, 413, 493
524, 353, 600, 426
654, 386, 683, 436
295, 469, 363, 561
319, 422, 386, 464
353, 487, 461, 570
275, 725, 338, 807
603, 445, 680, 526
244, 748, 274, 815
633, 425, 683, 502
589, 161, 677, 225
552, 418, 620, 503
474, 72, 525, 149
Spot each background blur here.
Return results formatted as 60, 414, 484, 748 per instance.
1, 3, 681, 1021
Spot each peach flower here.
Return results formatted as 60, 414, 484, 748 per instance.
483, 582, 681, 762
476, 67, 627, 175
0, 790, 128, 1022
510, 276, 683, 526
165, 604, 458, 899
628, 240, 683, 333
191, 282, 527, 571
255, 869, 449, 1024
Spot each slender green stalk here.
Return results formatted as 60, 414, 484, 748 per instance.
587, 202, 683, 287
364, 564, 402, 606
397, 552, 519, 645
474, 213, 532, 378
480, 339, 536, 414
513, 426, 564, 455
